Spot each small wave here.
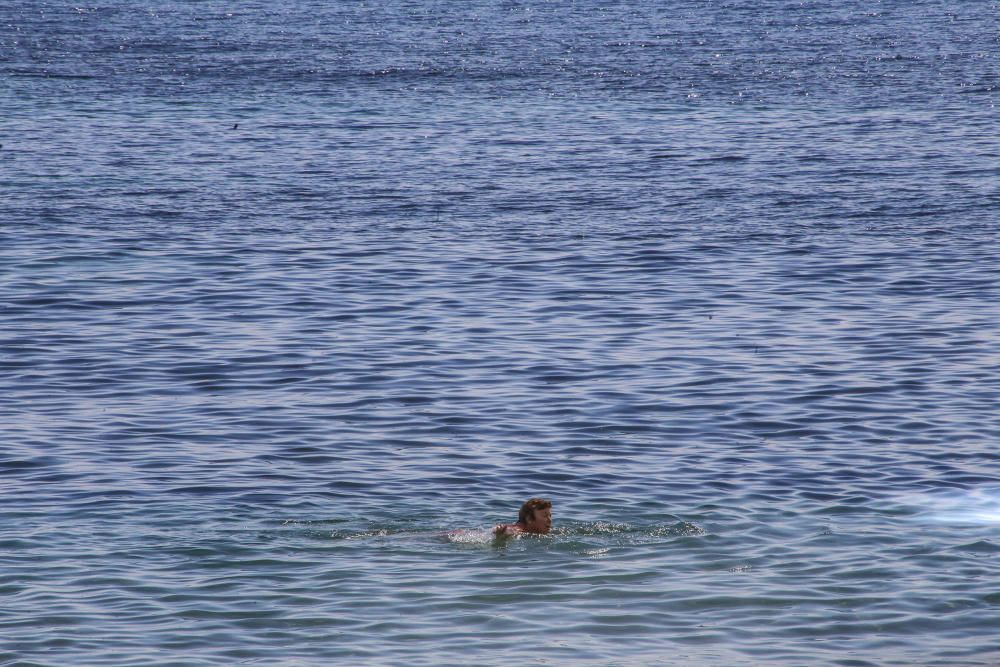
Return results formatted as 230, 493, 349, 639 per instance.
559, 521, 632, 536
650, 521, 707, 537
275, 520, 707, 546
954, 539, 1000, 554
344, 529, 393, 540
556, 521, 707, 538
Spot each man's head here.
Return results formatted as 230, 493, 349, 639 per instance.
518, 497, 552, 534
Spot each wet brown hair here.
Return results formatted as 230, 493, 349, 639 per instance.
518, 497, 552, 524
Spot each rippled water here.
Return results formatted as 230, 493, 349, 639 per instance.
2, 1, 999, 665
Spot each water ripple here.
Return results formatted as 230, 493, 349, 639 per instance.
2, 0, 1000, 665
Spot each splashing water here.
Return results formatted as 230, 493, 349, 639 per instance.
439, 521, 707, 549
444, 528, 497, 545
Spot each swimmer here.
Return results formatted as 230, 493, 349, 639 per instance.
493, 497, 552, 537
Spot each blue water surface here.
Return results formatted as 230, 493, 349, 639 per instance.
2, 1, 999, 665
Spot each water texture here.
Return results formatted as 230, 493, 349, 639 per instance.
1, 1, 999, 665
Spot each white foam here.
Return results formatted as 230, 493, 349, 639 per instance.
445, 528, 496, 545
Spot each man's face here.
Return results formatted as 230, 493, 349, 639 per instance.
524, 507, 552, 534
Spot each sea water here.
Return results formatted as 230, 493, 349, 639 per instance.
1, 1, 998, 665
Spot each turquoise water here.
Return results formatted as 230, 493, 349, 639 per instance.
2, 1, 999, 665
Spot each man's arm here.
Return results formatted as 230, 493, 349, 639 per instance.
493, 523, 521, 537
